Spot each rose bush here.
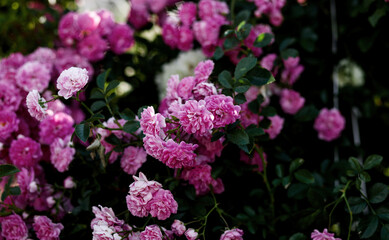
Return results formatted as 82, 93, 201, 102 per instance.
0, 0, 388, 239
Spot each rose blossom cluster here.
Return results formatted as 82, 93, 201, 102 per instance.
140, 60, 240, 194
220, 228, 244, 240
58, 9, 134, 60
247, 0, 286, 26
126, 172, 178, 220
162, 0, 230, 57
0, 213, 64, 240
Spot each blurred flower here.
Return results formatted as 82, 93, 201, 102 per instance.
335, 59, 365, 88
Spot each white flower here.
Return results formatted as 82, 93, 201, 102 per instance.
335, 59, 365, 88
76, 0, 130, 23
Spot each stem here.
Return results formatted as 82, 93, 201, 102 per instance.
230, 0, 236, 22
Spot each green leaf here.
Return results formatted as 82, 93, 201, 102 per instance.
377, 208, 389, 221
106, 80, 120, 92
246, 67, 275, 87
254, 33, 274, 48
260, 106, 276, 117
244, 205, 256, 216
294, 105, 319, 122
9, 186, 20, 196
223, 36, 240, 50
369, 8, 386, 27
234, 93, 247, 105
234, 85, 250, 93
0, 164, 20, 178
300, 28, 318, 52
75, 123, 90, 142
235, 57, 257, 80
281, 48, 299, 59
87, 113, 105, 122
289, 158, 304, 173
97, 69, 111, 90
287, 183, 308, 199
369, 183, 389, 204
279, 38, 296, 51
120, 108, 136, 121
359, 171, 371, 182
275, 164, 284, 178
364, 154, 383, 170
294, 169, 315, 184
137, 106, 149, 119
234, 10, 251, 27
236, 22, 252, 41
123, 121, 140, 134
213, 46, 224, 60
227, 128, 249, 145
289, 233, 306, 240
245, 125, 265, 137
90, 101, 106, 112
218, 70, 233, 89
90, 89, 105, 99
361, 215, 379, 238
382, 224, 389, 240
349, 157, 363, 173
348, 197, 367, 214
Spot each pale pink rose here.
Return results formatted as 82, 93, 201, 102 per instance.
120, 146, 147, 175
147, 189, 178, 220
33, 215, 64, 240
314, 108, 345, 142
181, 164, 221, 195
140, 225, 163, 240
198, 0, 229, 19
16, 61, 51, 92
311, 228, 341, 240
0, 81, 22, 112
58, 12, 78, 46
193, 82, 217, 100
76, 11, 101, 39
17, 167, 35, 195
162, 22, 179, 49
91, 205, 125, 229
63, 176, 75, 189
279, 89, 305, 114
160, 140, 198, 168
140, 107, 166, 137
26, 90, 48, 121
194, 60, 214, 84
129, 172, 162, 202
126, 195, 149, 218
260, 53, 277, 71
50, 137, 75, 172
193, 20, 220, 49
128, 0, 150, 29
0, 111, 19, 141
56, 67, 89, 99
39, 112, 74, 145
205, 94, 241, 128
220, 228, 244, 240
96, 9, 115, 36
185, 228, 198, 240
92, 221, 120, 240
177, 76, 196, 100
171, 219, 186, 236
264, 115, 284, 139
143, 134, 165, 159
1, 214, 28, 240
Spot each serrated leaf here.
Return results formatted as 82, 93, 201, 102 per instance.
0, 165, 20, 178
106, 80, 120, 92
281, 48, 299, 59
359, 171, 371, 182
279, 38, 296, 51
227, 128, 249, 145
246, 67, 275, 86
90, 101, 106, 112
349, 157, 363, 172
348, 197, 367, 214
234, 10, 251, 27
120, 108, 136, 121
382, 224, 389, 240
289, 158, 304, 173
97, 70, 111, 90
244, 206, 256, 216
9, 186, 20, 196
234, 85, 250, 93
287, 183, 308, 199
294, 169, 315, 184
213, 47, 224, 60
75, 123, 90, 142
218, 70, 233, 89
369, 183, 389, 204
236, 22, 252, 41
260, 106, 276, 117
377, 208, 389, 221
223, 36, 240, 50
245, 126, 265, 137
364, 154, 383, 170
123, 121, 140, 133
254, 33, 274, 48
361, 215, 379, 239
234, 93, 247, 104
294, 105, 319, 122
235, 57, 257, 80
275, 164, 284, 178
90, 89, 105, 99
